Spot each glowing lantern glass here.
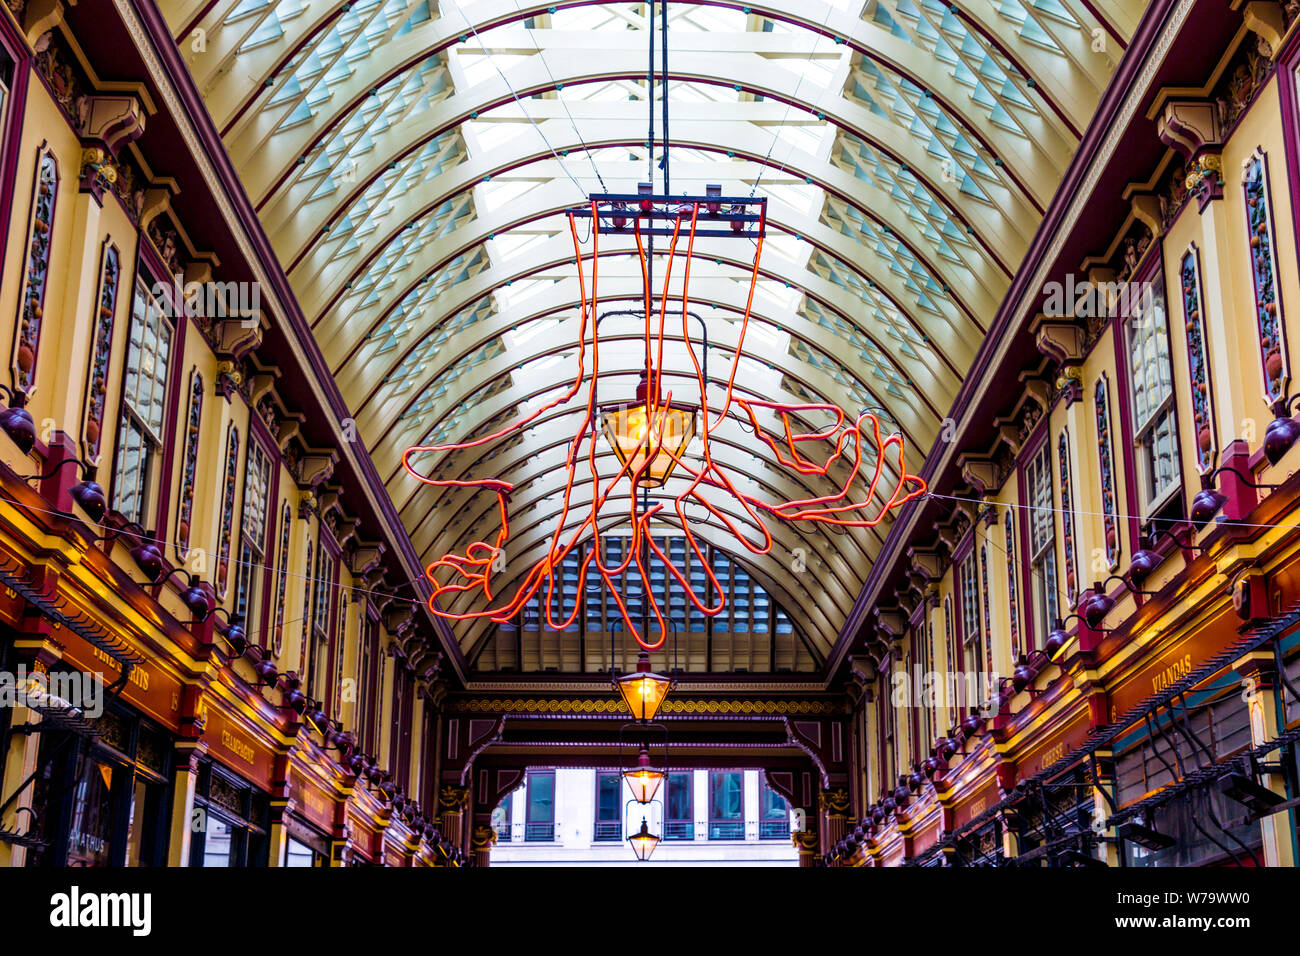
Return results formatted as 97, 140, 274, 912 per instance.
600, 370, 695, 488
615, 653, 672, 722
628, 817, 661, 862
623, 747, 666, 804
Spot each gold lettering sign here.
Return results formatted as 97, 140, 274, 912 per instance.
92, 645, 150, 690
221, 728, 256, 766
304, 791, 329, 816
1150, 652, 1193, 695
1038, 741, 1066, 771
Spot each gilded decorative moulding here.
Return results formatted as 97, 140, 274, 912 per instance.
449, 697, 841, 716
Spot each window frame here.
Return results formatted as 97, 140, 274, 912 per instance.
707, 770, 744, 840
232, 424, 276, 649
1119, 262, 1183, 522
1020, 430, 1059, 652
524, 769, 556, 842
109, 272, 177, 529
189, 761, 269, 868
956, 542, 982, 684
358, 608, 380, 753
491, 793, 513, 843
27, 693, 172, 868
909, 611, 932, 764
593, 771, 623, 842
388, 662, 414, 787
664, 771, 694, 841
308, 533, 340, 699
0, 26, 29, 284
758, 776, 790, 841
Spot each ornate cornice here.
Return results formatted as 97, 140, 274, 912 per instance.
447, 696, 844, 716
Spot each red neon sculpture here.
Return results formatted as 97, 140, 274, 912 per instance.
403, 196, 927, 651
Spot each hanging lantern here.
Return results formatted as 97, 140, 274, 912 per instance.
614, 652, 672, 722
623, 746, 666, 804
628, 817, 661, 862
600, 369, 695, 488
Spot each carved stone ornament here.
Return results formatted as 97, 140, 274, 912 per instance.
439, 785, 470, 813
819, 788, 851, 818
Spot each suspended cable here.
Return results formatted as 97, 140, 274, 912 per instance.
925, 490, 1300, 534
750, 1, 842, 197
0, 489, 426, 610
444, 0, 593, 198
505, 0, 610, 192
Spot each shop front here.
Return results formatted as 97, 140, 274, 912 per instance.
23, 669, 174, 868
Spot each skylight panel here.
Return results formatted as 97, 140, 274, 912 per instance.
224, 0, 272, 25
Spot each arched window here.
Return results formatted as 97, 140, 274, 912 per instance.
1025, 439, 1058, 649
110, 275, 175, 527
233, 437, 272, 646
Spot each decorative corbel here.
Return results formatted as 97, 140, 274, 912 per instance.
385, 605, 414, 635
992, 422, 1023, 458
138, 186, 172, 233
1029, 312, 1088, 368
276, 411, 305, 451
315, 486, 341, 518
906, 545, 943, 582
351, 541, 386, 576
414, 649, 445, 684
332, 516, 359, 551
1157, 98, 1222, 159
1156, 97, 1223, 208
247, 366, 280, 407
1234, 0, 1287, 57
846, 654, 875, 704
1018, 373, 1053, 421
957, 452, 1003, 497
25, 0, 67, 47
296, 445, 338, 491
79, 94, 146, 154
872, 606, 906, 640
370, 588, 395, 616
1130, 192, 1164, 240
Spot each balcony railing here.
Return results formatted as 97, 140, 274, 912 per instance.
663, 820, 694, 841
708, 820, 745, 841
496, 825, 513, 843
524, 822, 555, 842
759, 819, 790, 840
593, 820, 622, 842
